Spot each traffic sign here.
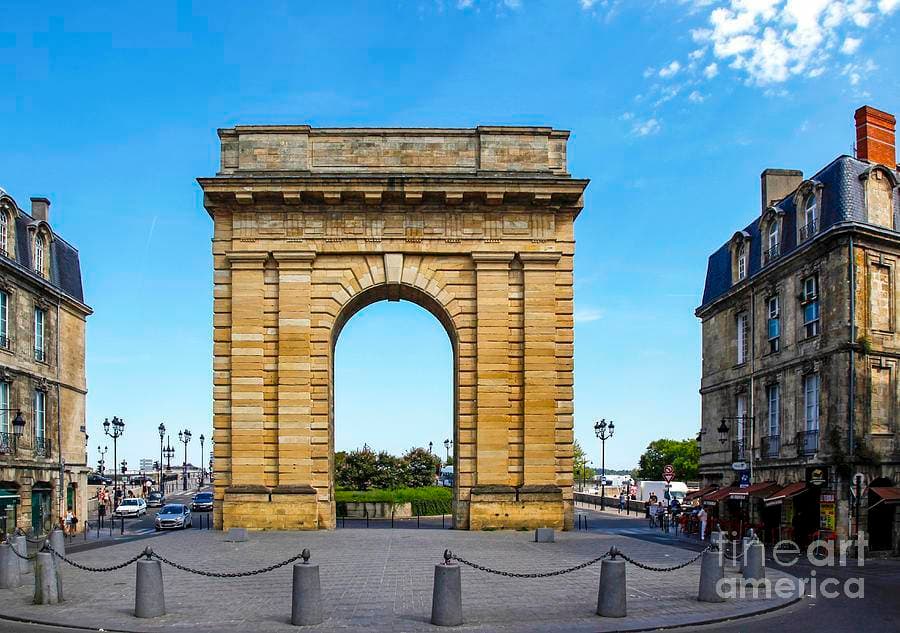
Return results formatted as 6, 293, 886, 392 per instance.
663, 464, 675, 483
731, 461, 749, 471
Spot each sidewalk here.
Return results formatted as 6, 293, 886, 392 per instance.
0, 527, 800, 632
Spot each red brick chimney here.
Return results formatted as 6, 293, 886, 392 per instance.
855, 105, 896, 167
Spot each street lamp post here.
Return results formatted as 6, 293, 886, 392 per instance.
443, 438, 453, 464
103, 417, 125, 504
157, 423, 165, 491
594, 418, 615, 510
163, 436, 175, 493
199, 434, 205, 488
97, 445, 107, 474
178, 429, 191, 491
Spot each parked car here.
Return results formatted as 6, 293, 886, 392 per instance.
146, 490, 165, 508
114, 498, 147, 517
155, 504, 192, 531
191, 492, 214, 512
87, 474, 112, 486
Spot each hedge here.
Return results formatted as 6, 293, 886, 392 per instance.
335, 486, 452, 516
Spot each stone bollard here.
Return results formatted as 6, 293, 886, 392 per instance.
134, 556, 165, 618
225, 527, 248, 542
596, 550, 626, 618
49, 529, 65, 558
291, 549, 323, 626
33, 552, 62, 605
742, 541, 765, 582
431, 550, 462, 627
697, 549, 725, 603
534, 528, 555, 543
0, 543, 22, 589
12, 536, 29, 575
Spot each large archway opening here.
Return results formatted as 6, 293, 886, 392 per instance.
331, 285, 457, 526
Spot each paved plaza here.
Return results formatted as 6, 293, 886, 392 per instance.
0, 526, 800, 633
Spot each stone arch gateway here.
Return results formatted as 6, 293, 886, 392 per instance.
199, 125, 588, 530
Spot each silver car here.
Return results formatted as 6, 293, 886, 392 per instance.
154, 504, 193, 531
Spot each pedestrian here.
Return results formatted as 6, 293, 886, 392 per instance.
64, 506, 76, 537
698, 506, 708, 540
98, 499, 106, 527
618, 492, 626, 514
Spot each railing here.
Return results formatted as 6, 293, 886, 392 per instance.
799, 219, 818, 242
0, 335, 9, 350
0, 431, 13, 454
34, 347, 45, 362
33, 436, 51, 457
763, 244, 780, 265
797, 429, 818, 456
731, 439, 751, 462
761, 435, 780, 459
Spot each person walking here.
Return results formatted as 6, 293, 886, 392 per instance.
698, 506, 708, 540
618, 492, 626, 514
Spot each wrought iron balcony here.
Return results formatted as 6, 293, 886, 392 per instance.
763, 244, 781, 265
761, 435, 780, 459
797, 430, 819, 457
0, 335, 9, 351
0, 432, 13, 454
799, 219, 818, 243
731, 439, 751, 463
33, 436, 51, 458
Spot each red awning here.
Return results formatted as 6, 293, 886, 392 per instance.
685, 486, 717, 502
870, 487, 900, 504
730, 481, 779, 500
764, 482, 808, 506
703, 487, 736, 505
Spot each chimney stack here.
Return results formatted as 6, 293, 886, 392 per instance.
855, 105, 896, 167
760, 169, 803, 212
30, 197, 50, 223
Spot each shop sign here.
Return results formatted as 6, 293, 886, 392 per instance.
738, 470, 751, 488
819, 493, 836, 531
731, 461, 749, 471
806, 466, 828, 487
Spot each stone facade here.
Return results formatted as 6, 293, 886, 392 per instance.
200, 126, 588, 530
0, 190, 91, 535
696, 107, 900, 549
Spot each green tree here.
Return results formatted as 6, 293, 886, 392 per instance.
637, 438, 699, 481
336, 445, 378, 490
371, 451, 405, 489
403, 447, 442, 487
573, 440, 593, 486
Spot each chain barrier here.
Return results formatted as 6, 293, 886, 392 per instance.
617, 544, 713, 572
44, 542, 147, 573
7, 544, 36, 561
446, 549, 610, 578
151, 548, 310, 578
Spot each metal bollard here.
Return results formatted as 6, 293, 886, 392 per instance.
0, 543, 22, 589
596, 550, 626, 618
33, 551, 62, 605
134, 557, 165, 618
291, 549, 323, 626
534, 528, 555, 543
49, 529, 65, 558
697, 549, 725, 602
431, 550, 462, 627
12, 535, 29, 575
742, 541, 765, 582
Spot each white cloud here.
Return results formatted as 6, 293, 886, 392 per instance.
503, 0, 521, 8
580, 0, 599, 8
841, 36, 862, 53
658, 60, 682, 78
574, 307, 604, 323
620, 111, 635, 121
457, 0, 474, 7
689, 47, 707, 60
632, 117, 661, 137
688, 90, 706, 103
703, 62, 719, 78
879, 0, 900, 12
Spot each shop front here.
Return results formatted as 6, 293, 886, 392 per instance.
764, 482, 817, 546
0, 486, 19, 535
868, 486, 900, 552
30, 483, 52, 535
728, 482, 779, 541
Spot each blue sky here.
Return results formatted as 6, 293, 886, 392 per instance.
0, 1, 898, 472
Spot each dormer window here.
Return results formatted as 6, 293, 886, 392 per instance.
0, 213, 8, 258
33, 234, 46, 277
764, 220, 780, 264
800, 194, 818, 242
737, 243, 747, 281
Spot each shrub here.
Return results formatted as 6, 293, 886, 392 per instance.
334, 486, 451, 515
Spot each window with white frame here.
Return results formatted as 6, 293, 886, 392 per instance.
736, 394, 747, 458
737, 243, 747, 281
34, 389, 45, 440
33, 234, 45, 276
767, 384, 780, 437
804, 374, 820, 432
0, 213, 8, 256
801, 275, 820, 338
0, 382, 8, 435
766, 220, 780, 262
767, 295, 780, 353
801, 194, 818, 241
0, 291, 8, 349
736, 311, 750, 365
34, 307, 45, 361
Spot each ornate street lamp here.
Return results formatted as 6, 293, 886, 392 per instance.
157, 423, 166, 491
717, 419, 730, 444
594, 418, 615, 510
178, 429, 191, 491
103, 416, 125, 503
97, 445, 107, 474
199, 433, 205, 488
443, 438, 453, 464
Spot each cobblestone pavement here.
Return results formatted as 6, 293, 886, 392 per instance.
0, 528, 800, 633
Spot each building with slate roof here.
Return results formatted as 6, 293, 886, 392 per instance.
696, 106, 900, 554
0, 190, 91, 535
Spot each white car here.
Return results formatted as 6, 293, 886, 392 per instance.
114, 498, 147, 517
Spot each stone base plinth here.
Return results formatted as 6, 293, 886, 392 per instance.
468, 485, 565, 530
222, 485, 319, 530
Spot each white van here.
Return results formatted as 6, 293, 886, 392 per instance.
639, 481, 688, 503
439, 466, 454, 487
